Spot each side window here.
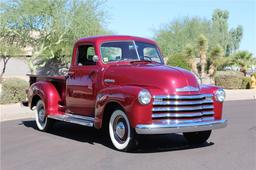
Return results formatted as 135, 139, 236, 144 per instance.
77, 45, 96, 66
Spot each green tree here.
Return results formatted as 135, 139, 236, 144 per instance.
0, 9, 24, 81
228, 25, 243, 54
1, 0, 108, 74
210, 9, 229, 54
154, 9, 243, 58
155, 17, 210, 57
167, 53, 191, 70
231, 51, 256, 76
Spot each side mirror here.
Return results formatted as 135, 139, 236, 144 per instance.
92, 55, 99, 62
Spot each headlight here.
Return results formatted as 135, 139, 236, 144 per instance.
215, 89, 225, 102
138, 89, 151, 105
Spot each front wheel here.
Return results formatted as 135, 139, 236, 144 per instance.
109, 109, 136, 151
183, 130, 211, 144
35, 100, 55, 132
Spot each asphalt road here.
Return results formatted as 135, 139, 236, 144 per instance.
1, 100, 256, 170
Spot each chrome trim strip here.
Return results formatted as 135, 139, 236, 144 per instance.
65, 113, 95, 121
152, 105, 214, 112
48, 113, 94, 127
153, 99, 213, 106
152, 111, 214, 118
104, 79, 115, 83
135, 119, 227, 134
153, 94, 213, 99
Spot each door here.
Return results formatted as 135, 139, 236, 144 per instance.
66, 44, 99, 117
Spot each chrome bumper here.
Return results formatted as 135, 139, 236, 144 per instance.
135, 119, 227, 135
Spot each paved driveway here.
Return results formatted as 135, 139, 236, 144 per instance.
1, 100, 256, 170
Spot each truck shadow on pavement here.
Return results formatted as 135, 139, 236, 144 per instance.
21, 120, 214, 153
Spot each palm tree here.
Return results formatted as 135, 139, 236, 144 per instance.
183, 44, 198, 75
197, 34, 208, 77
208, 44, 224, 80
232, 51, 256, 76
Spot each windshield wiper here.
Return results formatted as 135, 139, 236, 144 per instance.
130, 60, 153, 64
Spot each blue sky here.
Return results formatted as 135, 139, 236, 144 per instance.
106, 0, 256, 55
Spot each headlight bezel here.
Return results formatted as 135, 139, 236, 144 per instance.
138, 89, 152, 105
215, 88, 225, 102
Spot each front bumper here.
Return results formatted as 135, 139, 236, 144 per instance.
135, 119, 227, 134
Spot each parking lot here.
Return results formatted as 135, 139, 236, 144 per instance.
1, 100, 256, 170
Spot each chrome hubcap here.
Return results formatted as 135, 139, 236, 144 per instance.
38, 108, 45, 122
115, 122, 126, 139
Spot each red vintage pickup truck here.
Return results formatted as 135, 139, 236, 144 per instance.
23, 35, 227, 151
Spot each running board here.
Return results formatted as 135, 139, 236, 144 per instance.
48, 113, 94, 127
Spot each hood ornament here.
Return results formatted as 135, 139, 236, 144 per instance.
176, 86, 199, 92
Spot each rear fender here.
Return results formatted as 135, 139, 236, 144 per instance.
94, 86, 153, 129
28, 81, 61, 115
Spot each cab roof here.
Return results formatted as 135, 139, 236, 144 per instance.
77, 35, 156, 44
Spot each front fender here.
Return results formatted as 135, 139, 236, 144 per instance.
94, 86, 153, 129
200, 85, 223, 119
28, 81, 61, 115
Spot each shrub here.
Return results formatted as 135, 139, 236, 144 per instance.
241, 77, 251, 89
215, 71, 244, 89
252, 72, 256, 78
167, 53, 191, 70
0, 78, 28, 104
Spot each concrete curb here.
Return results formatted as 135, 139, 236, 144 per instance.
0, 103, 34, 122
225, 89, 256, 101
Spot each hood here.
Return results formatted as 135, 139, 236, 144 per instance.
103, 63, 199, 94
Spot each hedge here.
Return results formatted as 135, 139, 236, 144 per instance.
0, 78, 28, 104
215, 71, 246, 89
241, 77, 251, 89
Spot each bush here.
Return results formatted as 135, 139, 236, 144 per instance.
0, 78, 28, 104
241, 77, 251, 89
215, 71, 244, 89
252, 72, 256, 78
167, 53, 191, 70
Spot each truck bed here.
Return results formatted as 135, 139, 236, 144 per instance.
27, 74, 66, 105
27, 74, 66, 85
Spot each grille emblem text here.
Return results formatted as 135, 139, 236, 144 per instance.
176, 86, 199, 92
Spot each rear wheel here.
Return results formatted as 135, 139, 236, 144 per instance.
35, 100, 55, 131
109, 109, 136, 151
183, 130, 211, 144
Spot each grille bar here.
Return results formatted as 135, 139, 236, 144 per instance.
152, 111, 214, 118
153, 99, 213, 106
153, 94, 213, 100
152, 105, 214, 112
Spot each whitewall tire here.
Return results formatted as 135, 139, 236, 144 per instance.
35, 100, 54, 131
109, 109, 135, 151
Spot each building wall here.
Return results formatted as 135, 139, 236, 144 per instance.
0, 58, 30, 80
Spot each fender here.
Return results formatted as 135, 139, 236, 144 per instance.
200, 85, 223, 120
28, 81, 61, 115
94, 86, 153, 129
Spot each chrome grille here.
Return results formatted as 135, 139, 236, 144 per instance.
152, 94, 214, 121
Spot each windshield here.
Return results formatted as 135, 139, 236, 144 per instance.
100, 41, 163, 63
